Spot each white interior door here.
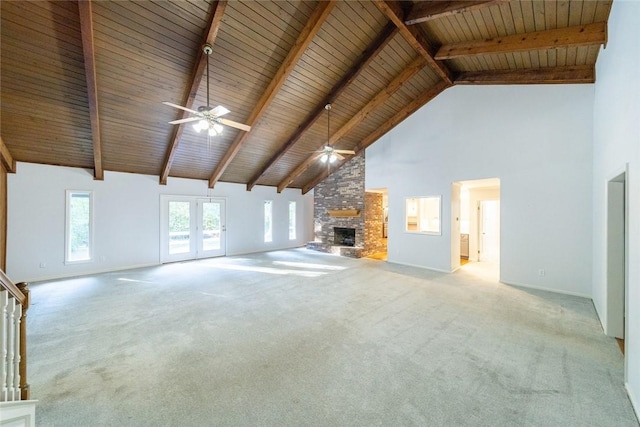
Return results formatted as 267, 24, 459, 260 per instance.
196, 198, 226, 259
161, 196, 226, 263
607, 177, 625, 338
479, 200, 500, 263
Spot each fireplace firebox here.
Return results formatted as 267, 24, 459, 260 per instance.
334, 227, 356, 247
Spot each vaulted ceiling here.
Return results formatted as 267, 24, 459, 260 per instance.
0, 0, 611, 193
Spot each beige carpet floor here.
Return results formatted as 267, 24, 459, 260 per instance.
27, 249, 638, 426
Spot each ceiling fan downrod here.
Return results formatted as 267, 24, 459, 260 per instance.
204, 43, 213, 111
322, 103, 337, 164
196, 43, 222, 136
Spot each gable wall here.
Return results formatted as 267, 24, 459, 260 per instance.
366, 84, 594, 296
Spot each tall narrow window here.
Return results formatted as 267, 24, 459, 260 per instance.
288, 201, 296, 240
66, 190, 93, 262
264, 200, 273, 242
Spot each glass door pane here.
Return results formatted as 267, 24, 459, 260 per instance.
197, 198, 225, 258
169, 201, 191, 255
202, 201, 220, 251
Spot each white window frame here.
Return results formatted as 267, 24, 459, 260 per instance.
264, 200, 273, 243
65, 190, 94, 264
288, 201, 296, 240
405, 195, 441, 235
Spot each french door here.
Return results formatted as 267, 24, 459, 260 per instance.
160, 196, 226, 263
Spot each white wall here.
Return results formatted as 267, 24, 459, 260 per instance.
366, 84, 594, 296
7, 162, 314, 282
592, 0, 640, 415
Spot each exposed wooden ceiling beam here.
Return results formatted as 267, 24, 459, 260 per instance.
159, 0, 228, 185
436, 22, 607, 60
405, 1, 503, 25
301, 80, 450, 194
455, 65, 596, 85
278, 56, 426, 193
78, 0, 103, 181
245, 23, 398, 191
374, 0, 452, 84
0, 136, 16, 173
208, 0, 337, 189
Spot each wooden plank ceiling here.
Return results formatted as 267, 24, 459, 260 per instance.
0, 0, 612, 193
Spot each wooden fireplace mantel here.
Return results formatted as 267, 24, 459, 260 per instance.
327, 209, 360, 218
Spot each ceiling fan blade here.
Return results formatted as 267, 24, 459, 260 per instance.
219, 118, 251, 132
210, 105, 230, 117
334, 149, 356, 155
334, 152, 345, 160
168, 116, 200, 125
162, 101, 200, 115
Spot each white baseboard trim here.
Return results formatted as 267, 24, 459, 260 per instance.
386, 260, 452, 274
26, 246, 315, 283
383, 263, 592, 299
27, 263, 158, 284
500, 279, 592, 299
626, 382, 640, 424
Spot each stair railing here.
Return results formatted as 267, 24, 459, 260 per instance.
1, 269, 30, 401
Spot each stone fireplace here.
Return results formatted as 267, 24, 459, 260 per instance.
306, 153, 387, 258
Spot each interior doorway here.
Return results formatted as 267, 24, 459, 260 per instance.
364, 188, 388, 260
452, 178, 500, 276
606, 171, 627, 362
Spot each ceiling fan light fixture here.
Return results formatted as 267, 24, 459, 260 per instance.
329, 153, 337, 163
207, 123, 223, 136
320, 154, 329, 163
193, 119, 208, 133
164, 44, 250, 137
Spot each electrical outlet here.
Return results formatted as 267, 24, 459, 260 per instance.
39, 262, 46, 268
538, 269, 545, 277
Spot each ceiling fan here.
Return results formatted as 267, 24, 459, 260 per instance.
163, 43, 250, 137
312, 104, 355, 164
